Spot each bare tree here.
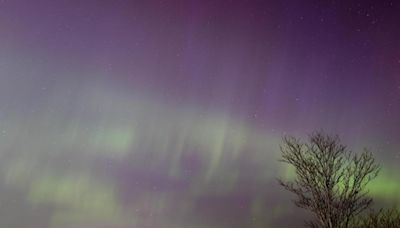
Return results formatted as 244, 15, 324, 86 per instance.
277, 132, 380, 228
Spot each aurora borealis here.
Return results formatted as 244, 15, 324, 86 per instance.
0, 0, 399, 227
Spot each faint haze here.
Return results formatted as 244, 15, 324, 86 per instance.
0, 0, 399, 227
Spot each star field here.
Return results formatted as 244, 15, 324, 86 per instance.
0, 0, 399, 227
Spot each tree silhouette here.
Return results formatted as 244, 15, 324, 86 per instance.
277, 132, 380, 228
352, 208, 400, 228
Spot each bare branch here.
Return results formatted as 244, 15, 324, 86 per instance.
277, 132, 380, 228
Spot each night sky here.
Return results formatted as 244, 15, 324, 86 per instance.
0, 0, 399, 227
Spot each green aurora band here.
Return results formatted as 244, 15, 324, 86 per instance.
0, 84, 398, 227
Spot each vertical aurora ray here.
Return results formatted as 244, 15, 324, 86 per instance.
0, 0, 399, 227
